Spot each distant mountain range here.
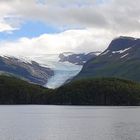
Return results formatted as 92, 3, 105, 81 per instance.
0, 52, 97, 87
74, 36, 140, 82
1, 36, 140, 87
59, 52, 100, 65
1, 36, 140, 105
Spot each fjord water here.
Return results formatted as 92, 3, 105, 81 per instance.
0, 106, 140, 140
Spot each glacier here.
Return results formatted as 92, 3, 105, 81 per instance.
45, 63, 82, 89
17, 54, 82, 89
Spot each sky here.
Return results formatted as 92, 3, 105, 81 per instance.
0, 0, 140, 56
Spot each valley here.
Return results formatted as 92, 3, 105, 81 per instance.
0, 36, 140, 105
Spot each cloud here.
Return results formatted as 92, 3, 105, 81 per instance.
0, 0, 140, 54
0, 20, 17, 33
0, 1, 17, 32
0, 0, 140, 33
0, 28, 113, 57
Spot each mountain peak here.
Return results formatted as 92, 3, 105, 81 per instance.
107, 36, 140, 51
59, 52, 98, 65
116, 36, 138, 40
74, 36, 140, 82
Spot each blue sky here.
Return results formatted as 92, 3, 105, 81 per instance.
0, 0, 139, 56
0, 20, 60, 41
0, 0, 106, 41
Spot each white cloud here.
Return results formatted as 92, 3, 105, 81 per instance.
0, 0, 140, 33
11, 0, 140, 33
0, 0, 140, 54
0, 21, 16, 33
0, 1, 20, 32
0, 28, 113, 57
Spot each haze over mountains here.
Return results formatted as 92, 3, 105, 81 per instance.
0, 0, 140, 89
0, 35, 140, 105
0, 52, 98, 88
0, 36, 140, 88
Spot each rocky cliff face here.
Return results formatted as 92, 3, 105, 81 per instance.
0, 56, 54, 85
59, 52, 100, 65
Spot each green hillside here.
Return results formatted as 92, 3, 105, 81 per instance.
52, 78, 140, 105
0, 75, 140, 105
74, 37, 140, 82
0, 75, 52, 104
76, 58, 140, 82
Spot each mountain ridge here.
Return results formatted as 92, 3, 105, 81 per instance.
74, 36, 140, 82
0, 56, 54, 85
59, 52, 100, 65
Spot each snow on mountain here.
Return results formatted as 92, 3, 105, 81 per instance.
61, 52, 74, 57
74, 36, 140, 82
120, 53, 129, 58
100, 50, 110, 55
112, 47, 131, 54
13, 53, 82, 88
101, 47, 132, 56
0, 51, 102, 88
59, 52, 99, 65
45, 62, 82, 89
0, 55, 54, 85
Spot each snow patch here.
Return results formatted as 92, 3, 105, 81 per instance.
112, 47, 131, 54
76, 56, 80, 58
101, 50, 110, 55
83, 61, 86, 63
16, 57, 32, 64
62, 52, 74, 57
1, 55, 32, 64
120, 53, 129, 58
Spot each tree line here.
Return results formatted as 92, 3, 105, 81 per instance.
0, 75, 140, 105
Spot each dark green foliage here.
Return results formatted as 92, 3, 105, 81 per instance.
0, 75, 140, 105
0, 75, 53, 104
75, 58, 140, 82
51, 78, 140, 105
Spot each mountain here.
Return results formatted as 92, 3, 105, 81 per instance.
31, 53, 82, 88
0, 54, 82, 88
0, 51, 99, 88
59, 52, 100, 65
74, 36, 140, 82
0, 56, 54, 85
0, 75, 140, 105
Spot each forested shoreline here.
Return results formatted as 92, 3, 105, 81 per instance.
0, 75, 140, 105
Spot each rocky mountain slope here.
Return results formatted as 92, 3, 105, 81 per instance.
0, 53, 83, 88
0, 56, 54, 85
74, 36, 140, 82
59, 52, 100, 65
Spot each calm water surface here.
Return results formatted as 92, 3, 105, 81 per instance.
0, 105, 140, 140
